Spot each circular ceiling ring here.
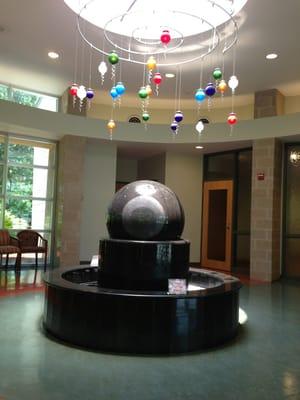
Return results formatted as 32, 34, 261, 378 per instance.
76, 0, 238, 65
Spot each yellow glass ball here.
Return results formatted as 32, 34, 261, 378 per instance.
218, 79, 227, 93
107, 119, 116, 130
147, 56, 156, 70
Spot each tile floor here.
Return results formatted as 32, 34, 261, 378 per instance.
0, 269, 299, 400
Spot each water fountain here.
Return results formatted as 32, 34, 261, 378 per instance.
43, 180, 241, 354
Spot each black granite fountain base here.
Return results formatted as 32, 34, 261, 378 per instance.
43, 267, 241, 354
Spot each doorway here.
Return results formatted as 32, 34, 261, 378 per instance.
201, 180, 233, 271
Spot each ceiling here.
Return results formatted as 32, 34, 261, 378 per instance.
2, 0, 300, 160
1, 0, 300, 109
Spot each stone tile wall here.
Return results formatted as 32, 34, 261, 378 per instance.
250, 138, 282, 281
55, 135, 86, 267
254, 89, 284, 119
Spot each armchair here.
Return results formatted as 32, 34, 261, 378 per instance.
17, 230, 48, 271
0, 229, 21, 269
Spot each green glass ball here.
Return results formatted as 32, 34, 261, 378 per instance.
108, 51, 119, 65
212, 68, 222, 80
138, 87, 148, 99
142, 112, 150, 121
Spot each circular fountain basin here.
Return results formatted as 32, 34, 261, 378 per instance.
43, 267, 241, 354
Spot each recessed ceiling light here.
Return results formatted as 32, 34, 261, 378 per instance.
165, 73, 175, 78
48, 51, 59, 59
195, 146, 203, 149
266, 53, 278, 60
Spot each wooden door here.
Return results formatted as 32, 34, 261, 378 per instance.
201, 180, 233, 271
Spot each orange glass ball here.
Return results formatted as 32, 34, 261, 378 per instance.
218, 79, 227, 93
227, 112, 237, 125
107, 119, 116, 130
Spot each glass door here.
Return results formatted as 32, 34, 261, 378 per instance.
284, 144, 300, 278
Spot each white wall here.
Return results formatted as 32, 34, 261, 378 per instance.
2, 101, 300, 144
116, 157, 138, 182
137, 153, 166, 183
165, 152, 203, 263
80, 139, 117, 261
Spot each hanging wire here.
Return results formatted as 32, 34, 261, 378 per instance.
142, 54, 146, 87
199, 57, 204, 88
232, 39, 237, 76
88, 44, 93, 88
174, 66, 179, 112
73, 16, 79, 85
178, 65, 182, 111
80, 20, 86, 85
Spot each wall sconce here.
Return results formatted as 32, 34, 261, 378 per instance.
289, 150, 300, 166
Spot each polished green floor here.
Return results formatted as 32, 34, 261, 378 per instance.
0, 272, 299, 400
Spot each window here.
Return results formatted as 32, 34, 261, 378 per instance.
0, 135, 56, 266
0, 83, 58, 112
128, 116, 141, 123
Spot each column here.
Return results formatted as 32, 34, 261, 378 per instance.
55, 135, 86, 267
250, 138, 282, 281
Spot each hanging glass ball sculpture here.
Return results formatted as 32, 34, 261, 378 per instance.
212, 67, 222, 80
107, 119, 116, 135
145, 85, 152, 96
108, 51, 119, 65
228, 75, 239, 92
174, 111, 183, 123
76, 85, 87, 100
227, 112, 237, 125
153, 72, 162, 85
115, 82, 126, 95
217, 79, 227, 94
110, 86, 118, 99
147, 56, 156, 70
98, 61, 108, 75
142, 112, 150, 121
195, 89, 206, 102
160, 29, 171, 45
196, 120, 204, 134
86, 88, 94, 99
138, 87, 148, 99
170, 121, 178, 132
205, 83, 216, 97
69, 83, 78, 96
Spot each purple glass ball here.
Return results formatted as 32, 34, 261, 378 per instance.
174, 111, 183, 123
86, 89, 94, 99
205, 83, 216, 97
170, 121, 178, 131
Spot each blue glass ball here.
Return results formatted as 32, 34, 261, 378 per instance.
86, 88, 94, 99
174, 111, 183, 123
110, 86, 118, 99
194, 89, 206, 102
205, 83, 216, 97
170, 121, 178, 131
115, 82, 125, 95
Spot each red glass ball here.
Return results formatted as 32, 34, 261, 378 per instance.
228, 112, 237, 125
153, 72, 162, 85
69, 84, 78, 96
160, 30, 171, 44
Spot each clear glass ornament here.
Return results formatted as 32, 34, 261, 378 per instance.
98, 61, 108, 85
